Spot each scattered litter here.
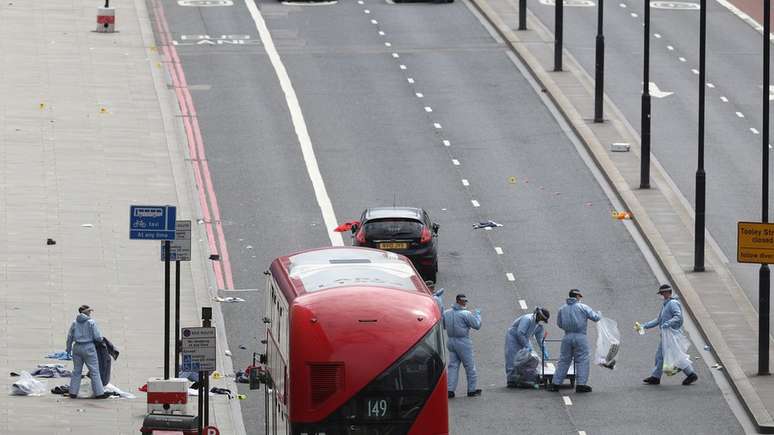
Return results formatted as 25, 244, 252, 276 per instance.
238, 394, 247, 400
245, 245, 253, 250
10, 372, 47, 396
703, 345, 711, 351
610, 142, 631, 152
138, 383, 148, 392
473, 221, 503, 230
210, 387, 233, 399
80, 223, 94, 228
31, 364, 71, 378
238, 345, 247, 350
712, 364, 723, 370
213, 296, 245, 303
585, 202, 593, 207
212, 371, 223, 379
46, 351, 71, 361
554, 192, 561, 196
508, 176, 517, 184
333, 221, 360, 232
46, 238, 56, 245
612, 211, 632, 220
224, 350, 232, 357
51, 385, 69, 395
9, 372, 19, 377
104, 383, 135, 399
76, 408, 85, 413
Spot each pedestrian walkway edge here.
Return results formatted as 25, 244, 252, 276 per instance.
134, 0, 248, 432
467, 0, 774, 432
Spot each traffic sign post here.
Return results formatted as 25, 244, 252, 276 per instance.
162, 220, 192, 378
130, 205, 177, 381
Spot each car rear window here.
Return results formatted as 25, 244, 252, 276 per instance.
364, 219, 423, 239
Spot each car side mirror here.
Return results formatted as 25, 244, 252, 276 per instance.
432, 223, 439, 234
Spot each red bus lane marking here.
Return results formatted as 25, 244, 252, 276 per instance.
152, 0, 235, 290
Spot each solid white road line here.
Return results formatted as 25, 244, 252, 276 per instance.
563, 396, 572, 406
245, 0, 343, 246
506, 272, 515, 281
519, 299, 528, 309
495, 246, 503, 255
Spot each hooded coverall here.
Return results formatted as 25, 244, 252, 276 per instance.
504, 313, 544, 379
643, 295, 695, 378
66, 313, 104, 397
552, 298, 600, 386
443, 303, 482, 393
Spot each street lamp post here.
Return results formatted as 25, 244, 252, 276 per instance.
554, 0, 564, 71
519, 0, 527, 31
594, 0, 605, 122
640, 0, 651, 188
694, 0, 706, 272
760, 0, 771, 377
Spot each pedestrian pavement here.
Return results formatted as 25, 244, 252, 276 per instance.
0, 1, 246, 434
468, 0, 774, 432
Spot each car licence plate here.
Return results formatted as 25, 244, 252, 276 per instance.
379, 242, 408, 250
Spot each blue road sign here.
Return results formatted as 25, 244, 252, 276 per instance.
129, 205, 177, 240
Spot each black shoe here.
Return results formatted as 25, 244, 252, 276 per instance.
643, 376, 660, 385
682, 373, 698, 386
448, 391, 455, 398
467, 389, 482, 397
546, 384, 559, 392
68, 394, 77, 399
94, 393, 110, 399
575, 385, 592, 393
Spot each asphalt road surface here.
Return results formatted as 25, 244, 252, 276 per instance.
153, 0, 746, 433
528, 0, 772, 309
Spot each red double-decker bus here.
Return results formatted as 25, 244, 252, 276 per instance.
260, 246, 448, 435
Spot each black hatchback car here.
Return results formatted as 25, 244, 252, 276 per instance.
351, 207, 439, 282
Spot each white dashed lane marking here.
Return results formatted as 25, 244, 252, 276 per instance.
691, 69, 699, 75
563, 396, 573, 406
392, 53, 399, 58
442, 140, 451, 147
720, 96, 728, 102
461, 179, 469, 186
631, 12, 638, 17
736, 111, 745, 118
654, 33, 661, 38
451, 158, 459, 165
495, 247, 503, 255
679, 57, 687, 62
667, 45, 674, 50
364, 9, 370, 14
519, 299, 528, 309
378, 30, 385, 35
407, 78, 414, 84
416, 92, 424, 98
707, 83, 715, 88
579, 431, 587, 435
751, 128, 760, 135
371, 19, 378, 24
506, 272, 515, 281
424, 106, 433, 112
619, 2, 626, 7
434, 122, 443, 129
471, 200, 480, 207
399, 64, 407, 70
385, 42, 391, 47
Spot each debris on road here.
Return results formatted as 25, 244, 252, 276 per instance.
473, 221, 503, 230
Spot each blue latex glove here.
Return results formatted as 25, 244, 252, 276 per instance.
543, 348, 550, 360
475, 308, 481, 316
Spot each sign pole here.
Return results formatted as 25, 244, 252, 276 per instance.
174, 260, 181, 378
164, 240, 171, 380
202, 308, 212, 427
761, 0, 771, 376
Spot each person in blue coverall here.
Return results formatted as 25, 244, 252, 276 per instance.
504, 307, 550, 384
66, 305, 109, 399
641, 284, 698, 386
443, 294, 482, 398
548, 289, 600, 393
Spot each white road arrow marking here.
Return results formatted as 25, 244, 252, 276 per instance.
649, 82, 674, 98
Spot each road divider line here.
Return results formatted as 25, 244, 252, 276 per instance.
245, 0, 343, 246
371, 19, 378, 24
563, 396, 572, 406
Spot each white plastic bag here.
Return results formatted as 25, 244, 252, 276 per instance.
662, 328, 691, 376
10, 371, 47, 396
595, 317, 621, 369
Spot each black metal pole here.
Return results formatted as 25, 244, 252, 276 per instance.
640, 0, 651, 188
198, 373, 204, 435
104, 0, 109, 7
554, 0, 563, 71
519, 0, 527, 31
202, 308, 212, 426
594, 0, 605, 122
760, 0, 771, 377
164, 241, 171, 380
694, 0, 706, 272
174, 260, 181, 377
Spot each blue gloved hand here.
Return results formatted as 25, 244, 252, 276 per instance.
543, 348, 550, 360
475, 308, 481, 316
66, 351, 72, 359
